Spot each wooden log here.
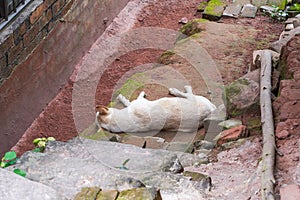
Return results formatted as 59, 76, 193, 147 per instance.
260, 50, 276, 200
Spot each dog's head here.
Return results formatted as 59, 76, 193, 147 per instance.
95, 105, 111, 129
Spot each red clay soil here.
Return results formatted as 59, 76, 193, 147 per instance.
12, 0, 283, 156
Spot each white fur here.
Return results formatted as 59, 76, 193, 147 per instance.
96, 86, 216, 133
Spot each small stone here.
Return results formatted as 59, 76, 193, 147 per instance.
286, 23, 295, 31
293, 19, 300, 28
183, 171, 212, 191
240, 4, 258, 18
276, 130, 290, 139
260, 5, 276, 14
214, 125, 249, 145
218, 119, 242, 129
178, 17, 189, 24
194, 140, 215, 150
74, 187, 101, 200
117, 187, 162, 200
169, 158, 184, 174
292, 156, 299, 162
96, 189, 119, 200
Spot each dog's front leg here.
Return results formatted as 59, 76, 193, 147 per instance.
184, 85, 193, 94
169, 88, 188, 98
117, 94, 131, 107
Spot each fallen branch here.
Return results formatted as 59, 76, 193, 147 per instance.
260, 50, 276, 200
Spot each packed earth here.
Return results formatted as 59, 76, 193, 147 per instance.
1, 0, 300, 199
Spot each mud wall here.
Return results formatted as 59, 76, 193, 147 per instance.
0, 0, 130, 155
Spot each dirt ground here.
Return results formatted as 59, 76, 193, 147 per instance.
10, 0, 299, 198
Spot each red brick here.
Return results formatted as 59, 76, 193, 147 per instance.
44, 0, 56, 9
24, 13, 50, 47
30, 4, 45, 24
0, 36, 14, 58
7, 41, 24, 64
19, 29, 47, 63
52, 0, 66, 17
60, 0, 75, 17
0, 55, 7, 71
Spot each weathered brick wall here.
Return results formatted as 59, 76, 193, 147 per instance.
0, 0, 74, 83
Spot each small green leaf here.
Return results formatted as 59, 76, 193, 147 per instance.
37, 141, 46, 148
4, 151, 17, 161
47, 137, 55, 141
116, 166, 129, 170
13, 169, 26, 177
1, 162, 7, 168
122, 159, 130, 166
33, 138, 42, 145
32, 147, 43, 152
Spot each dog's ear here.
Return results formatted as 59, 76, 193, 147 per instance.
96, 105, 110, 115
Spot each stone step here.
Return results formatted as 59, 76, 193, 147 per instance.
6, 138, 210, 199
0, 168, 65, 200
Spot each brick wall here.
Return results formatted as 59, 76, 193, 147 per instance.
0, 0, 74, 84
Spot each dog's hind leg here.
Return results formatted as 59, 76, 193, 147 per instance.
169, 88, 188, 98
117, 94, 131, 107
137, 91, 146, 99
184, 85, 193, 94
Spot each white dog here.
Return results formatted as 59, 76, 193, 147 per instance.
96, 86, 216, 133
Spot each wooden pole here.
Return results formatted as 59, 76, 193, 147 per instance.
260, 50, 276, 200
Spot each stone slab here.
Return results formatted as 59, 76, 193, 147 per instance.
223, 4, 243, 18
203, 0, 226, 21
0, 168, 65, 200
240, 4, 258, 18
252, 0, 268, 7
7, 139, 206, 199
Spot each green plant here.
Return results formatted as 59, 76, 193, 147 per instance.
116, 158, 130, 170
0, 151, 17, 168
289, 3, 300, 11
13, 169, 27, 177
32, 137, 56, 152
265, 5, 288, 21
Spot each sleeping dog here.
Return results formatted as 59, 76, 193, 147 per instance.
96, 86, 216, 133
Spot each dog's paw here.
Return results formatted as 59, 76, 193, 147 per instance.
169, 88, 176, 95
184, 85, 193, 93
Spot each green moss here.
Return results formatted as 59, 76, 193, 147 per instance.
183, 171, 210, 181
204, 0, 226, 16
74, 187, 101, 200
158, 50, 176, 64
198, 2, 208, 11
115, 74, 145, 98
223, 78, 250, 117
246, 118, 261, 130
180, 18, 207, 36
278, 0, 287, 10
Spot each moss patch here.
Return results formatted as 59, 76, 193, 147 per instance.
158, 50, 176, 65
198, 2, 208, 12
203, 0, 226, 20
180, 18, 207, 36
223, 78, 251, 117
115, 73, 146, 99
